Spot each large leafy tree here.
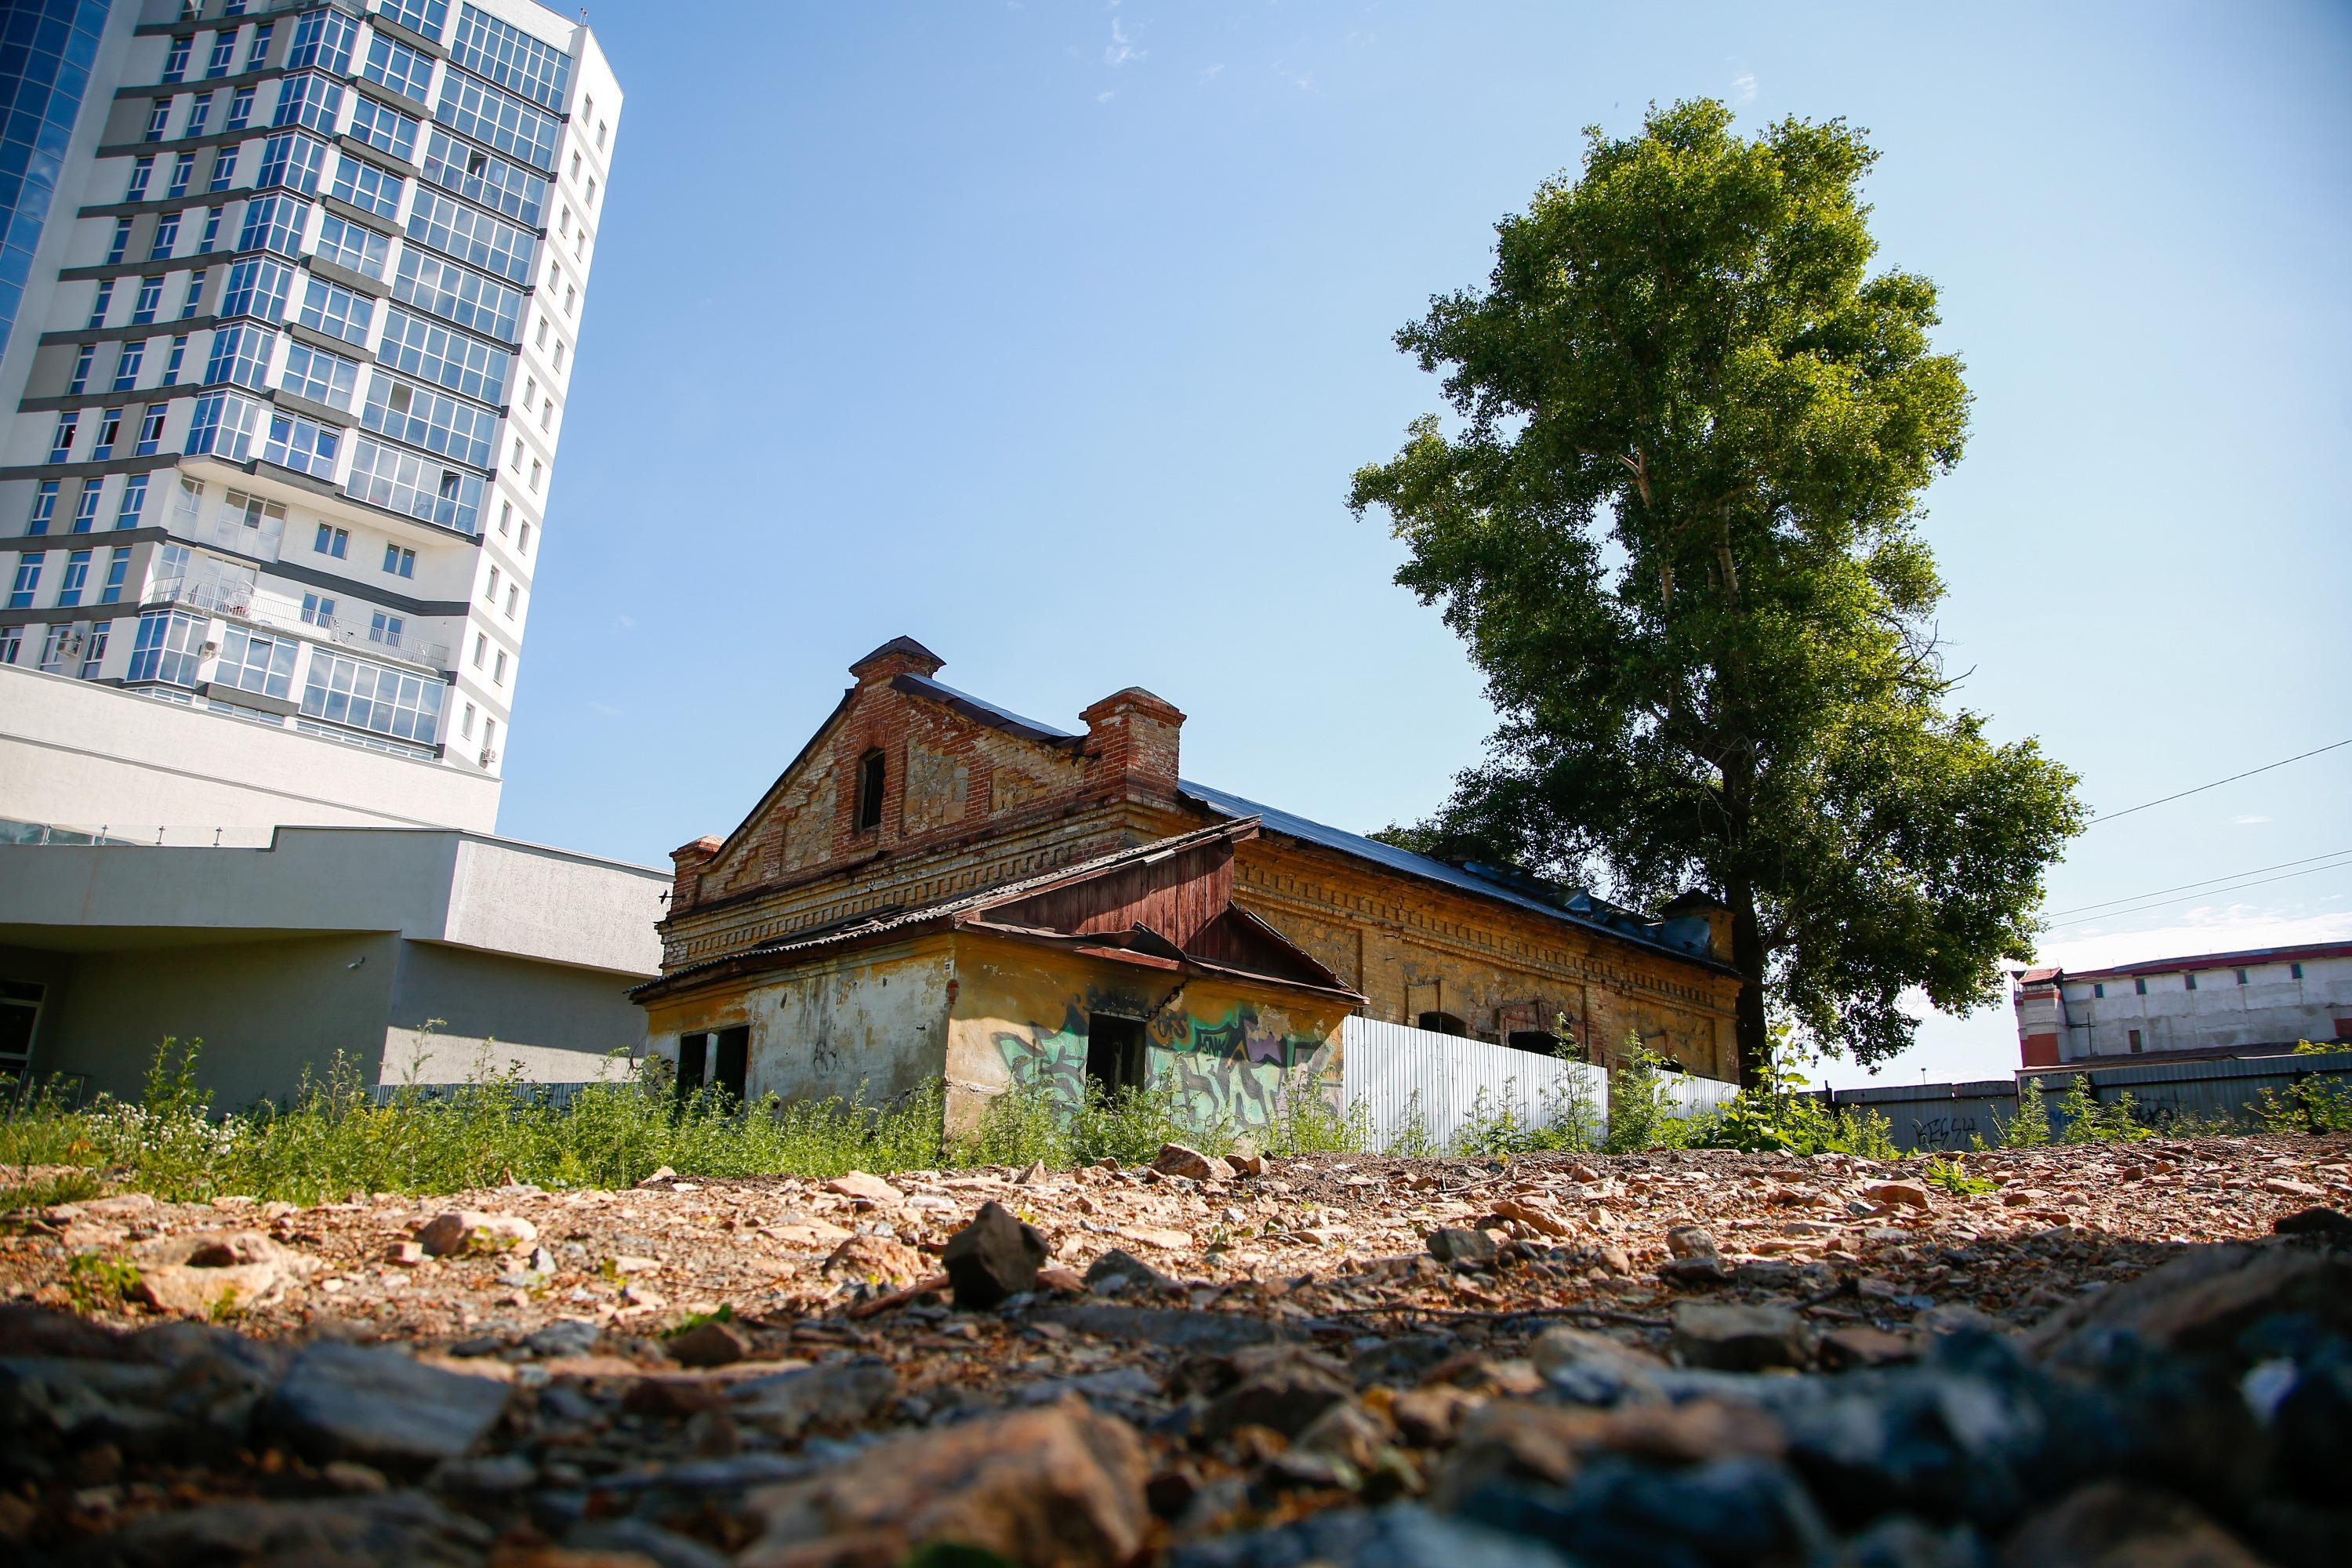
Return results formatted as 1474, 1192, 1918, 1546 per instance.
1352, 100, 2082, 1081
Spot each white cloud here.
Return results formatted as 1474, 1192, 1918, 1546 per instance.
1730, 69, 1757, 105
1199, 62, 1226, 83
1105, 18, 1145, 67
1098, 89, 1115, 103
615, 614, 636, 631
2233, 814, 2271, 825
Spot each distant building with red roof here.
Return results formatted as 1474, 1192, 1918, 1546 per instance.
2013, 940, 2352, 1073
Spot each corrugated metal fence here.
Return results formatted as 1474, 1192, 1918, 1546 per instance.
1338, 1018, 1740, 1153
1829, 1050, 2352, 1152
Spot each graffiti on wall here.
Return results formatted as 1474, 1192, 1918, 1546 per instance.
988, 987, 1339, 1132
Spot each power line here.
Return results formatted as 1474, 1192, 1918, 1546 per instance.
2088, 737, 2352, 827
2043, 848, 2351, 919
2045, 855, 2352, 929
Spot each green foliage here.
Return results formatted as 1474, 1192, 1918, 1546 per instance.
1450, 1036, 1607, 1158
1382, 1090, 1440, 1158
64, 1250, 141, 1312
2056, 1076, 2154, 1144
0, 1167, 100, 1213
1992, 1076, 2052, 1147
1347, 98, 2084, 1073
1700, 1056, 1898, 1158
1919, 1154, 1994, 1196
1602, 1044, 1706, 1154
958, 1066, 1366, 1171
665, 1304, 736, 1336
2256, 1072, 2352, 1135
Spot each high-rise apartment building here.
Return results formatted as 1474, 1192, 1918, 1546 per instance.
0, 0, 619, 841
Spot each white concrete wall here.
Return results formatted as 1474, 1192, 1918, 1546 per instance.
1, 665, 501, 843
2056, 954, 2351, 1058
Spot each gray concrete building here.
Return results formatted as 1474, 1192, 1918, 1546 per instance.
0, 825, 662, 1106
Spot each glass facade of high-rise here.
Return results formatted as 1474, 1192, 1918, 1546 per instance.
0, 0, 113, 364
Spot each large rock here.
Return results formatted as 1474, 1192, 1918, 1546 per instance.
730, 1359, 898, 1439
1528, 1326, 1668, 1407
1153, 1144, 1235, 1182
1196, 1345, 1359, 1441
821, 1232, 931, 1289
416, 1210, 536, 1258
1085, 1248, 1182, 1297
1672, 1302, 1809, 1373
263, 1341, 511, 1465
2004, 1480, 2270, 1568
740, 1399, 1148, 1568
78, 1490, 492, 1567
2026, 1242, 2352, 1369
942, 1200, 1049, 1308
1170, 1502, 1572, 1568
822, 1171, 904, 1203
1427, 1228, 1499, 1266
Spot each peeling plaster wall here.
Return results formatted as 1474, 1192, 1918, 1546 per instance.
942, 934, 1349, 1140
641, 935, 954, 1109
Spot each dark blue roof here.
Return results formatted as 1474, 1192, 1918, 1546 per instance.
1178, 779, 1715, 962
897, 675, 1082, 745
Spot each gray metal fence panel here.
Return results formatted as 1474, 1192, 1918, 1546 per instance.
1341, 1018, 1610, 1153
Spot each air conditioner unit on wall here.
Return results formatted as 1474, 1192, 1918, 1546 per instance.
478, 748, 498, 768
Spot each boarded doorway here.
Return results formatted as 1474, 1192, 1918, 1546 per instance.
1086, 1014, 1148, 1097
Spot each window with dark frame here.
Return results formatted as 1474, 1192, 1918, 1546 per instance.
855, 748, 885, 831
2128, 1029, 2143, 1054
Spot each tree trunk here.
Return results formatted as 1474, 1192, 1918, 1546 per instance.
1730, 894, 1771, 1087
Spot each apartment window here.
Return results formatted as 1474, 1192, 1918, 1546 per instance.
186, 91, 214, 137
449, 5, 573, 110
163, 36, 192, 82
7, 554, 42, 608
361, 372, 496, 467
297, 277, 372, 344
185, 390, 264, 460
168, 151, 195, 197
174, 477, 204, 523
162, 336, 189, 386
70, 483, 103, 533
497, 500, 510, 535
856, 749, 886, 831
596, 121, 606, 151
180, 269, 207, 318
49, 412, 79, 462
377, 306, 510, 402
421, 130, 545, 225
256, 131, 330, 197
383, 543, 416, 578
150, 212, 180, 260
2185, 972, 2198, 992
503, 583, 516, 616
528, 458, 540, 492
24, 482, 57, 535
216, 626, 299, 700
127, 278, 162, 326
204, 322, 275, 390
262, 412, 339, 477
2134, 978, 2147, 996
127, 157, 155, 201
91, 408, 123, 460
381, 0, 451, 41
435, 71, 561, 171
329, 155, 404, 220
585, 175, 596, 208
348, 96, 419, 162
106, 218, 132, 263
345, 437, 484, 533
88, 281, 113, 328
481, 716, 495, 754
509, 436, 522, 471
245, 21, 273, 70
274, 71, 343, 135
136, 406, 169, 457
206, 147, 238, 191
2292, 963, 2305, 981
281, 341, 360, 409
517, 520, 530, 554
54, 550, 91, 608
198, 208, 222, 254
2234, 967, 2249, 985
2092, 983, 2104, 1000
405, 188, 535, 285
485, 564, 499, 601
2128, 1029, 2143, 1054
535, 318, 546, 348
67, 345, 94, 394
227, 85, 256, 131
551, 339, 564, 371
314, 212, 391, 280
219, 257, 292, 321
564, 285, 575, 317
492, 648, 506, 684
115, 476, 149, 531
471, 631, 485, 667
239, 192, 309, 258
79, 623, 111, 679
368, 611, 405, 648
295, 591, 332, 626
314, 523, 349, 558
38, 623, 75, 673
285, 8, 358, 73
362, 34, 434, 103
100, 548, 129, 604
460, 700, 474, 738
144, 100, 170, 142
205, 32, 236, 77
539, 396, 552, 431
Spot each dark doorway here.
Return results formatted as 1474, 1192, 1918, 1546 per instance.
1506, 1029, 1570, 1058
1416, 1011, 1468, 1037
713, 1026, 750, 1102
676, 1033, 709, 1094
1086, 1014, 1148, 1097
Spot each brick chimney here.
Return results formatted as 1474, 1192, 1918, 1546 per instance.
667, 835, 721, 919
1081, 687, 1185, 802
848, 635, 946, 688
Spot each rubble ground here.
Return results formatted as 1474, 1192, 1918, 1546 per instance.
4, 1134, 2349, 1566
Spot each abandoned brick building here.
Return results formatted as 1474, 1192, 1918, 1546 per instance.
633, 638, 1740, 1134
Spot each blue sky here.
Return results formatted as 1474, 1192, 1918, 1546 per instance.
505, 2, 2351, 1087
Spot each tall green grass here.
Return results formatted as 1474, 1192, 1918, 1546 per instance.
0, 1040, 1366, 1206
